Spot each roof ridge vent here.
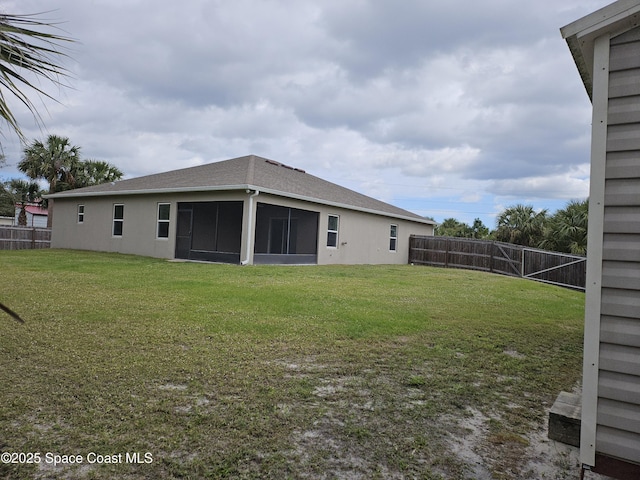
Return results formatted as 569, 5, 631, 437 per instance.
264, 159, 305, 173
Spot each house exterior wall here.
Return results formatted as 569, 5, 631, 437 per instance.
51, 190, 434, 265
50, 191, 245, 259
251, 193, 433, 265
51, 194, 178, 258
582, 25, 640, 467
317, 205, 432, 265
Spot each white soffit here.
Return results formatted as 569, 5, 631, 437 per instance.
561, 0, 640, 99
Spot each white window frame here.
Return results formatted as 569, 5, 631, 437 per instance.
327, 214, 339, 248
389, 224, 398, 252
113, 204, 124, 237
77, 204, 85, 224
157, 203, 170, 239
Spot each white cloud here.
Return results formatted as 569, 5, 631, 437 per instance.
1, 0, 614, 228
489, 165, 590, 200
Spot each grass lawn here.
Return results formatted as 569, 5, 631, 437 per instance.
0, 250, 584, 479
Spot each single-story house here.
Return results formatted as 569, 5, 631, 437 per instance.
46, 155, 435, 265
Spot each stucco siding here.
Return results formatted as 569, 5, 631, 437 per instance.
51, 195, 177, 258
51, 190, 433, 265
254, 193, 433, 265
317, 207, 430, 265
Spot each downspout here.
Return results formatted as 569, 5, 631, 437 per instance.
241, 189, 260, 265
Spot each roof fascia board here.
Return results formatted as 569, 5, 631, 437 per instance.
561, 0, 640, 39
561, 0, 640, 99
44, 184, 251, 199
46, 183, 434, 226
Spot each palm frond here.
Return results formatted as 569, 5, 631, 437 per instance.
0, 12, 74, 142
0, 301, 24, 323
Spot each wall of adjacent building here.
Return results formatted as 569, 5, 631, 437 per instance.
594, 26, 640, 463
581, 24, 640, 467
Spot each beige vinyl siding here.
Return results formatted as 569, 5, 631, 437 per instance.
595, 25, 640, 463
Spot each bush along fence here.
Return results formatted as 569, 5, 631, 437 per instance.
409, 235, 586, 291
0, 226, 51, 250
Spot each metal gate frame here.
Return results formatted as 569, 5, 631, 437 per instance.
522, 247, 587, 291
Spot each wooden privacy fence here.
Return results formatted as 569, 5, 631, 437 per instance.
409, 235, 586, 291
0, 226, 51, 250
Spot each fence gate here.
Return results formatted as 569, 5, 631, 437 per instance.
522, 248, 586, 291
408, 236, 586, 291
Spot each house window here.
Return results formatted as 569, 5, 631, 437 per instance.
389, 224, 397, 252
77, 205, 85, 224
113, 204, 124, 237
327, 214, 339, 248
157, 203, 170, 239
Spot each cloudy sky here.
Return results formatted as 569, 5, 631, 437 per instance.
0, 0, 614, 227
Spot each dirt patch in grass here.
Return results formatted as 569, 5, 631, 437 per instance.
271, 353, 586, 480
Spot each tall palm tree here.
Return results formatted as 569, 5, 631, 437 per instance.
0, 12, 73, 143
19, 134, 80, 191
494, 204, 548, 247
18, 134, 80, 227
8, 178, 44, 225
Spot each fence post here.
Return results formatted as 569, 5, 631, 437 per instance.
490, 241, 494, 273
445, 237, 450, 268
408, 235, 413, 264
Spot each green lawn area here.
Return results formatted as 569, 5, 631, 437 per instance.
0, 250, 584, 479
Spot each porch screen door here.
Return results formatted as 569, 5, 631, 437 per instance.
175, 207, 193, 259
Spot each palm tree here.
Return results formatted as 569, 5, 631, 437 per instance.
494, 204, 548, 247
540, 199, 589, 254
0, 12, 73, 143
435, 218, 472, 237
470, 218, 490, 239
18, 134, 80, 227
7, 178, 44, 225
76, 160, 123, 188
19, 134, 80, 190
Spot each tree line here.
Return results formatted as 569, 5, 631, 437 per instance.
0, 135, 123, 227
434, 201, 589, 255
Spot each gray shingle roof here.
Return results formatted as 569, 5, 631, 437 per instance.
47, 155, 433, 224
